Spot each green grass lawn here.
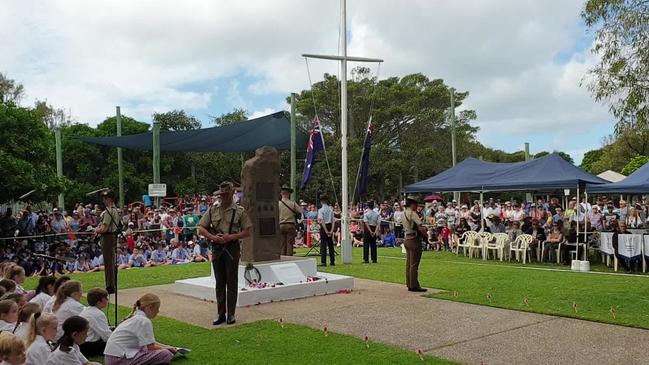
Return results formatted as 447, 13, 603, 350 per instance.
299, 247, 649, 329
84, 305, 452, 365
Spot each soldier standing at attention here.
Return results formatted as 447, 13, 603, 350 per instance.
362, 201, 381, 263
402, 195, 428, 292
197, 182, 252, 325
278, 185, 302, 256
94, 190, 119, 294
318, 194, 335, 266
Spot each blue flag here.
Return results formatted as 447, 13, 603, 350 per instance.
358, 124, 372, 197
301, 119, 324, 190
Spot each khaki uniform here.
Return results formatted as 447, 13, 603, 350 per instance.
402, 208, 423, 290
199, 203, 252, 317
99, 206, 119, 293
278, 198, 301, 256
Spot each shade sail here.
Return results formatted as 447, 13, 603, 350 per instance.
587, 162, 649, 194
405, 153, 608, 193
77, 111, 308, 152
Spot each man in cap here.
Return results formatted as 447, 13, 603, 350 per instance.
317, 194, 335, 266
198, 181, 252, 325
278, 185, 303, 256
94, 189, 120, 294
402, 195, 428, 292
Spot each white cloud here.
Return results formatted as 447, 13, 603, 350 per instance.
2, 0, 614, 163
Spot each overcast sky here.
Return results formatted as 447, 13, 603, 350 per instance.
1, 0, 613, 163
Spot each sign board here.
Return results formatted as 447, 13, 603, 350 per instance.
148, 183, 167, 197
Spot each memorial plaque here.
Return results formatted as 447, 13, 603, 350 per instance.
240, 146, 282, 262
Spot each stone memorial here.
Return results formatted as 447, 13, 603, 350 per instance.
240, 146, 282, 262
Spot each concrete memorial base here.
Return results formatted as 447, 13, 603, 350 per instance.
174, 256, 354, 306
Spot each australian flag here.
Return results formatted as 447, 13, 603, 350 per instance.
300, 119, 324, 190
358, 122, 373, 197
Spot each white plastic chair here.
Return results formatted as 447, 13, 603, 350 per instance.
477, 232, 494, 260
456, 231, 477, 256
489, 233, 509, 261
468, 232, 489, 259
509, 234, 531, 264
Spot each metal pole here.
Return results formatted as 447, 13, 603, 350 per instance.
450, 88, 460, 203
55, 128, 64, 209
525, 142, 532, 204
575, 184, 580, 265
116, 107, 124, 208
290, 93, 297, 201
152, 122, 161, 207
340, 0, 352, 264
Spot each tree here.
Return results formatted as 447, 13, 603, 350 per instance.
582, 0, 649, 130
534, 151, 574, 164
580, 148, 604, 173
0, 102, 63, 202
34, 100, 70, 130
0, 73, 24, 104
152, 110, 201, 131
211, 108, 248, 126
621, 155, 649, 175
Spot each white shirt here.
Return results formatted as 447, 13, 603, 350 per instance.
0, 320, 15, 332
30, 292, 52, 310
26, 335, 52, 365
54, 297, 86, 340
14, 322, 29, 339
80, 306, 111, 342
46, 343, 88, 365
43, 296, 55, 313
104, 310, 155, 359
15, 284, 25, 295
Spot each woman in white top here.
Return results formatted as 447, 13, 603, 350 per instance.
104, 293, 176, 365
25, 312, 58, 365
43, 276, 72, 314
0, 300, 18, 333
29, 276, 56, 310
52, 280, 86, 341
12, 302, 40, 340
46, 316, 99, 365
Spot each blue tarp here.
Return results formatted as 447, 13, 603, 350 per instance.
77, 111, 308, 152
405, 153, 608, 193
587, 162, 649, 194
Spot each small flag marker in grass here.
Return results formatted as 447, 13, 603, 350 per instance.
523, 297, 529, 306
323, 325, 328, 336
486, 293, 492, 302
609, 306, 617, 319
572, 302, 578, 313
278, 318, 284, 328
453, 291, 458, 298
364, 335, 369, 348
417, 349, 424, 361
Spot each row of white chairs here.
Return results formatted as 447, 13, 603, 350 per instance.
455, 231, 584, 264
599, 232, 649, 272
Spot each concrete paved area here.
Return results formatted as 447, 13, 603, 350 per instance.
116, 279, 649, 365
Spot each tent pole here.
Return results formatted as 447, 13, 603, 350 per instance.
152, 122, 160, 208
584, 190, 588, 260
575, 184, 580, 263
290, 93, 297, 201
479, 189, 484, 233
55, 128, 64, 210
116, 106, 124, 208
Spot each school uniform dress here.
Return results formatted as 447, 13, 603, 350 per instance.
13, 322, 29, 339
104, 309, 173, 365
43, 296, 55, 313
318, 203, 335, 266
46, 343, 88, 365
30, 292, 52, 310
80, 306, 111, 357
0, 320, 15, 332
26, 335, 53, 365
54, 297, 86, 340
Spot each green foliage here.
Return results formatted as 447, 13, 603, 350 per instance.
0, 102, 63, 202
582, 0, 649, 129
591, 126, 649, 173
153, 110, 201, 131
0, 73, 24, 103
580, 148, 604, 173
621, 155, 649, 175
533, 151, 574, 164
212, 108, 248, 126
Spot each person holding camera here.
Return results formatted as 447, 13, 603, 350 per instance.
197, 182, 252, 326
402, 195, 428, 292
278, 185, 302, 256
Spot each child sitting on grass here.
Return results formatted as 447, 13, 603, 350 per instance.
29, 276, 56, 311
25, 313, 58, 365
46, 316, 100, 365
0, 332, 26, 365
0, 300, 18, 333
12, 303, 40, 340
7, 267, 26, 295
79, 288, 111, 357
52, 281, 86, 341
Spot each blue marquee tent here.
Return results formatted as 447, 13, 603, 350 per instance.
587, 162, 649, 194
405, 153, 607, 193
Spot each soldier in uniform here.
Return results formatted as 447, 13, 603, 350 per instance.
94, 190, 119, 294
197, 181, 252, 325
278, 185, 303, 256
402, 194, 428, 292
